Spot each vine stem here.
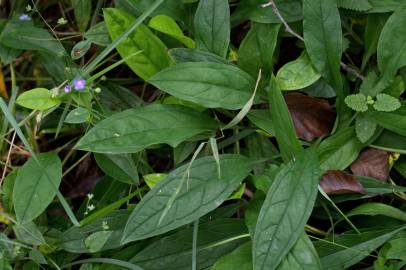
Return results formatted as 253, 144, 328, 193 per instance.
261, 0, 365, 81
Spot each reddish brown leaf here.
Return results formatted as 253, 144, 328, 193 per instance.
320, 170, 364, 194
350, 148, 390, 181
285, 92, 336, 141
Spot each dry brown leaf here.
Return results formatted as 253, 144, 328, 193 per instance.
320, 170, 364, 194
350, 148, 390, 181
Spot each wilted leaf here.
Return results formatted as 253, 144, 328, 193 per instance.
350, 148, 390, 181
320, 170, 364, 194
285, 92, 335, 141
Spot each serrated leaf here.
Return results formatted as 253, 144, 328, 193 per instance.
75, 104, 218, 154
122, 155, 253, 243
194, 0, 230, 57
104, 8, 172, 81
276, 52, 321, 91
16, 88, 61, 110
303, 0, 343, 91
373, 93, 401, 112
355, 113, 377, 143
345, 94, 368, 112
148, 15, 195, 48
253, 149, 319, 270
337, 0, 372, 11
13, 153, 62, 223
149, 62, 256, 110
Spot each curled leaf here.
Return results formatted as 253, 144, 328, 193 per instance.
350, 148, 390, 181
285, 92, 336, 141
320, 170, 364, 194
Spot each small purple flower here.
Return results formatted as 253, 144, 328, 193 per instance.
19, 14, 31, 21
73, 78, 86, 90
64, 85, 71, 93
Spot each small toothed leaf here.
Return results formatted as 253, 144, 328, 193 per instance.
344, 94, 368, 112
373, 93, 401, 112
337, 0, 372, 11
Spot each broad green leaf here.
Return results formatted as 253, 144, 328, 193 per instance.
1, 170, 17, 213
357, 176, 406, 195
148, 15, 195, 48
194, 0, 230, 57
245, 192, 266, 237
84, 22, 111, 46
212, 242, 252, 270
253, 149, 319, 270
16, 88, 61, 110
337, 0, 372, 11
13, 222, 45, 246
131, 219, 248, 270
372, 130, 406, 154
75, 104, 218, 154
238, 23, 280, 78
247, 110, 275, 135
355, 113, 377, 143
0, 21, 66, 56
367, 104, 406, 136
347, 203, 406, 222
303, 0, 343, 91
149, 62, 256, 110
65, 107, 90, 123
71, 0, 91, 31
362, 14, 388, 70
71, 40, 91, 60
104, 8, 172, 81
122, 154, 253, 243
169, 48, 229, 64
276, 52, 321, 91
377, 7, 406, 80
94, 153, 139, 184
380, 238, 406, 261
143, 173, 168, 189
344, 94, 368, 112
85, 231, 114, 253
373, 94, 401, 112
316, 226, 406, 270
317, 127, 364, 172
278, 233, 322, 270
368, 0, 406, 13
268, 76, 302, 162
13, 153, 62, 223
301, 78, 336, 98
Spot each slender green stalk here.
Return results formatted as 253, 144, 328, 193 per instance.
192, 219, 199, 270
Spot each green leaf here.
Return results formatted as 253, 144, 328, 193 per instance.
103, 8, 172, 81
75, 104, 218, 154
122, 154, 253, 243
65, 107, 90, 123
276, 52, 321, 91
303, 0, 343, 91
344, 94, 368, 112
278, 233, 322, 270
94, 153, 139, 184
355, 113, 377, 143
131, 219, 248, 270
268, 76, 302, 162
71, 0, 91, 31
253, 149, 319, 270
212, 242, 252, 270
238, 23, 280, 78
380, 238, 406, 261
372, 130, 406, 154
84, 22, 111, 46
337, 0, 372, 11
347, 203, 406, 222
247, 110, 275, 135
1, 170, 17, 214
169, 48, 229, 64
317, 127, 363, 171
13, 153, 62, 223
71, 40, 91, 60
316, 226, 406, 270
143, 173, 168, 189
194, 0, 230, 57
13, 221, 45, 246
85, 231, 114, 253
373, 93, 401, 112
16, 88, 60, 111
367, 104, 406, 136
149, 62, 256, 110
148, 15, 195, 48
368, 0, 406, 12
362, 14, 389, 70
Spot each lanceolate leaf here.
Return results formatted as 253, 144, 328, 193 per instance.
169, 48, 229, 64
194, 0, 230, 57
347, 203, 406, 222
303, 0, 343, 92
122, 154, 253, 243
75, 104, 218, 154
149, 62, 256, 110
366, 104, 406, 136
253, 149, 319, 270
13, 153, 62, 223
94, 153, 139, 184
71, 0, 91, 31
104, 8, 172, 81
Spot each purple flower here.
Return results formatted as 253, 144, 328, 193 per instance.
64, 85, 71, 93
19, 14, 31, 21
73, 78, 86, 90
